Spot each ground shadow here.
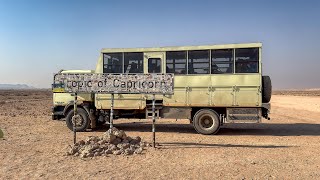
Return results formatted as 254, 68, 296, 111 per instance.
95, 122, 320, 136
159, 142, 293, 149
219, 123, 320, 136
94, 121, 194, 134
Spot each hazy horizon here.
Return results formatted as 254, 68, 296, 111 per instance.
0, 0, 319, 89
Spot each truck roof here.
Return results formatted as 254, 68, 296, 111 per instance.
60, 70, 94, 74
101, 42, 262, 53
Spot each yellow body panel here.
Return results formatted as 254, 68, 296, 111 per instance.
163, 74, 260, 107
53, 93, 93, 106
95, 94, 145, 109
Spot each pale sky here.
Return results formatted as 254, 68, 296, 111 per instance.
0, 0, 319, 89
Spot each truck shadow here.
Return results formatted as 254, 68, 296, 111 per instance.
98, 122, 320, 136
159, 142, 293, 149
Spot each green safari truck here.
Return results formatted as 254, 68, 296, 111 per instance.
52, 43, 272, 135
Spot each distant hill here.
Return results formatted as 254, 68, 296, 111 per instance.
0, 84, 35, 89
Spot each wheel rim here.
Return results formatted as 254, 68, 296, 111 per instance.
72, 114, 84, 127
199, 114, 214, 129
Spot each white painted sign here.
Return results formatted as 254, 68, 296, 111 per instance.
53, 73, 174, 94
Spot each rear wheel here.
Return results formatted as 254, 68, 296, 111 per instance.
193, 109, 220, 135
262, 76, 272, 103
66, 108, 89, 132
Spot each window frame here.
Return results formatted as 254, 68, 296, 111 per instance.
187, 50, 210, 74
211, 49, 235, 74
124, 52, 144, 74
166, 51, 187, 75
234, 48, 259, 74
103, 52, 124, 74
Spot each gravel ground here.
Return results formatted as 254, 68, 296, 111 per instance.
1, 90, 320, 179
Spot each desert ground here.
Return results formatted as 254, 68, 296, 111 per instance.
0, 90, 320, 179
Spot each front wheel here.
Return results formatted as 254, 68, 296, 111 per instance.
66, 108, 89, 132
193, 109, 220, 135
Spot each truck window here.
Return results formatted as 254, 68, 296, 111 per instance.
188, 50, 210, 74
166, 51, 187, 74
235, 48, 259, 73
211, 49, 234, 74
124, 52, 143, 73
103, 53, 123, 73
148, 58, 161, 73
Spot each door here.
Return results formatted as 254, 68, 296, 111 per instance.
144, 52, 165, 100
144, 52, 165, 74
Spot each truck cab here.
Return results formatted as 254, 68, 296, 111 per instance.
52, 70, 94, 120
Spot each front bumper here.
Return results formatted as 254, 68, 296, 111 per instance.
52, 106, 65, 120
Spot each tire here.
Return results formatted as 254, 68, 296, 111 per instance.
193, 109, 220, 135
66, 108, 89, 132
262, 76, 272, 103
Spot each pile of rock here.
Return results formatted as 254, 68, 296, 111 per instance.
66, 127, 147, 158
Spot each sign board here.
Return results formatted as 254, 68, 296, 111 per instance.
53, 73, 174, 94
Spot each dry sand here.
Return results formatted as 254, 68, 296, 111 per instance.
0, 90, 320, 179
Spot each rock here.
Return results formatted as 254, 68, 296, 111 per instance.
134, 147, 143, 154
102, 132, 117, 143
86, 136, 99, 143
135, 136, 141, 143
67, 147, 77, 155
126, 136, 132, 142
80, 153, 87, 158
122, 139, 129, 144
112, 138, 122, 145
92, 144, 99, 150
124, 148, 134, 155
98, 140, 107, 145
104, 149, 112, 154
117, 143, 130, 150
113, 150, 122, 155
139, 142, 145, 148
130, 139, 139, 145
82, 145, 93, 154
79, 140, 85, 145
87, 153, 94, 157
66, 128, 145, 158
108, 144, 118, 151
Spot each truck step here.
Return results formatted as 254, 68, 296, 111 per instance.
145, 108, 160, 119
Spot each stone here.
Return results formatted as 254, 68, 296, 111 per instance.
104, 149, 112, 154
124, 148, 134, 155
108, 144, 118, 151
122, 139, 129, 144
86, 136, 99, 143
113, 150, 122, 155
66, 128, 145, 158
82, 145, 93, 154
80, 153, 87, 158
117, 143, 130, 150
102, 132, 117, 143
116, 130, 127, 139
134, 147, 143, 154
79, 140, 85, 145
98, 140, 107, 145
112, 138, 122, 145
87, 153, 94, 157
